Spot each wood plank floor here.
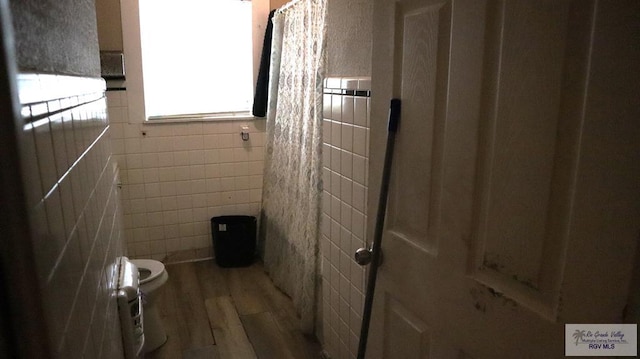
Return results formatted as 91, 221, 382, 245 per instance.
146, 260, 322, 359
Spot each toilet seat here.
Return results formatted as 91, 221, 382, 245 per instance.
129, 259, 169, 353
131, 259, 165, 284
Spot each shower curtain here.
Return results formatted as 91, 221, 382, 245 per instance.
261, 0, 327, 333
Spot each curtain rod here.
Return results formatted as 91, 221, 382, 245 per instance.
275, 0, 302, 15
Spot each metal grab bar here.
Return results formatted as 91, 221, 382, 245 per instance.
356, 99, 401, 359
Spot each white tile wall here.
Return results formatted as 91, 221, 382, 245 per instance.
107, 91, 266, 261
17, 74, 125, 358
321, 77, 370, 359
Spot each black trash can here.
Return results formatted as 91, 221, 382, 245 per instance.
211, 215, 257, 267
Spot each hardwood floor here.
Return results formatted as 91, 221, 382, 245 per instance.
145, 260, 322, 359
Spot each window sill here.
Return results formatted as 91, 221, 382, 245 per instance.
144, 111, 262, 124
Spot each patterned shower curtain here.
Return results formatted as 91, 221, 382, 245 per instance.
260, 0, 327, 333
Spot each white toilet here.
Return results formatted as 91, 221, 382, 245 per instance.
131, 259, 169, 353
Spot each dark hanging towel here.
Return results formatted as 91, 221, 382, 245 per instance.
252, 10, 276, 118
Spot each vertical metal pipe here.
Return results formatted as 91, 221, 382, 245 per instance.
357, 99, 401, 359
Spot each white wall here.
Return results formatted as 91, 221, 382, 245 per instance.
8, 0, 126, 356
110, 0, 271, 261
95, 0, 123, 51
320, 77, 370, 359
325, 0, 373, 77
17, 74, 124, 358
107, 91, 267, 261
320, 2, 373, 358
9, 0, 100, 76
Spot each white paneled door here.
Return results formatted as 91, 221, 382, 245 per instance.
367, 0, 639, 357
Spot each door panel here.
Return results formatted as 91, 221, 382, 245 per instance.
382, 295, 431, 359
470, 0, 584, 320
387, 0, 451, 255
368, 0, 640, 357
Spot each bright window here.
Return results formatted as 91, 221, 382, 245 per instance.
138, 0, 253, 119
